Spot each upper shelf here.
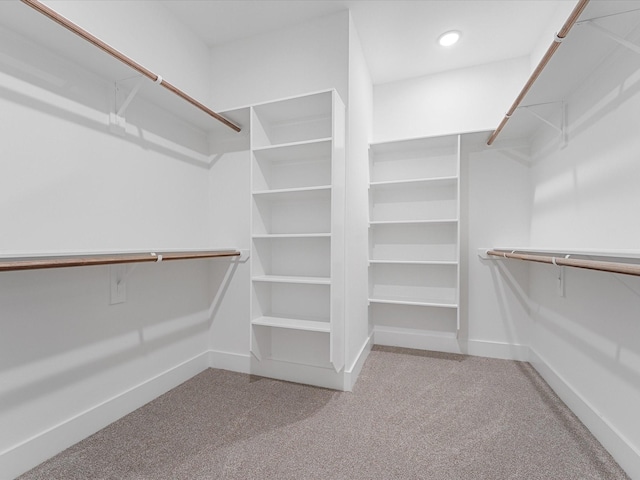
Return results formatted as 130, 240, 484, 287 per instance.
490, 0, 640, 144
0, 250, 240, 272
0, 0, 243, 137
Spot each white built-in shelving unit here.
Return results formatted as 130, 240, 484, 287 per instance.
250, 90, 346, 378
369, 135, 461, 350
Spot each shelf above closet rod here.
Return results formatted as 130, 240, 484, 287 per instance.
20, 0, 241, 133
0, 250, 240, 272
486, 0, 590, 146
485, 249, 640, 277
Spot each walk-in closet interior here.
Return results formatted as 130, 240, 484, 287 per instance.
1, 0, 640, 478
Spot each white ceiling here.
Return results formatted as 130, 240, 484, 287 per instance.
161, 0, 565, 85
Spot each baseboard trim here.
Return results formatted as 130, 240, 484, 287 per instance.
529, 348, 640, 479
374, 325, 462, 354
208, 349, 251, 374
249, 357, 347, 390
343, 334, 373, 391
0, 352, 210, 480
464, 339, 530, 362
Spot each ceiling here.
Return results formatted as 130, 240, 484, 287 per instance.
160, 0, 565, 85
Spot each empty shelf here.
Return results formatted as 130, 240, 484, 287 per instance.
251, 316, 330, 333
252, 275, 331, 285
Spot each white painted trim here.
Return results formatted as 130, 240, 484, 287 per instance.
208, 349, 251, 374
465, 339, 530, 362
0, 352, 210, 480
249, 357, 346, 390
374, 325, 462, 354
529, 348, 640, 480
343, 334, 373, 391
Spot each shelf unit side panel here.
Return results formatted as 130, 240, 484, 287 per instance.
330, 90, 346, 372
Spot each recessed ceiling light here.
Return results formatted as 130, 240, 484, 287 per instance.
438, 30, 460, 47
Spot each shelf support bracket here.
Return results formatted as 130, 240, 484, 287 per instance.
110, 264, 137, 305
581, 20, 640, 56
109, 76, 144, 135
518, 100, 567, 147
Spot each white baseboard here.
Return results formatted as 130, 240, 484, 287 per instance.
208, 349, 251, 374
373, 326, 530, 362
343, 334, 373, 391
249, 357, 347, 390
374, 325, 462, 354
0, 352, 210, 480
464, 339, 530, 362
529, 348, 640, 480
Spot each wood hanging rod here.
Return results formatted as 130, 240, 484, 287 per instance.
0, 250, 240, 272
20, 0, 242, 133
486, 250, 640, 277
486, 0, 590, 146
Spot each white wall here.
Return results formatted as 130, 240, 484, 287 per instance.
345, 14, 373, 375
373, 56, 530, 142
0, 3, 236, 478
209, 11, 349, 111
463, 137, 532, 359
528, 0, 580, 75
525, 37, 640, 478
207, 151, 252, 371
43, 0, 212, 102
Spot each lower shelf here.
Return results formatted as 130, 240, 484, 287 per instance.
251, 316, 330, 333
369, 296, 457, 308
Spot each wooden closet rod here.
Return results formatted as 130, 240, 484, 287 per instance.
0, 250, 240, 272
20, 0, 241, 133
486, 250, 640, 277
486, 0, 590, 146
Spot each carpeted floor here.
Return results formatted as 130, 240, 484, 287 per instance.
19, 346, 629, 479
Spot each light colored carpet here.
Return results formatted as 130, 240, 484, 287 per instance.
19, 346, 629, 479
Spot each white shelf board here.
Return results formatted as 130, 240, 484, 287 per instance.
251, 316, 330, 333
252, 275, 331, 285
369, 176, 458, 189
252, 233, 331, 239
252, 185, 332, 200
369, 219, 458, 226
369, 260, 458, 266
0, 2, 244, 136
489, 247, 640, 261
368, 296, 458, 308
495, 1, 640, 142
252, 137, 332, 155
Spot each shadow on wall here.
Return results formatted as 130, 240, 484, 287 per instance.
486, 257, 640, 388
0, 25, 214, 169
0, 257, 239, 415
528, 263, 640, 387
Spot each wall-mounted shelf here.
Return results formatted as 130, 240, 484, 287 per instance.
251, 316, 330, 333
0, 1, 245, 150
481, 248, 640, 277
0, 249, 240, 272
489, 0, 640, 144
252, 275, 331, 285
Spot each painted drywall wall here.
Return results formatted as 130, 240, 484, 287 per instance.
526, 38, 640, 477
462, 137, 532, 359
209, 11, 349, 111
528, 0, 580, 76
207, 150, 252, 371
0, 3, 235, 477
372, 56, 530, 143
42, 0, 212, 102
345, 14, 373, 374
